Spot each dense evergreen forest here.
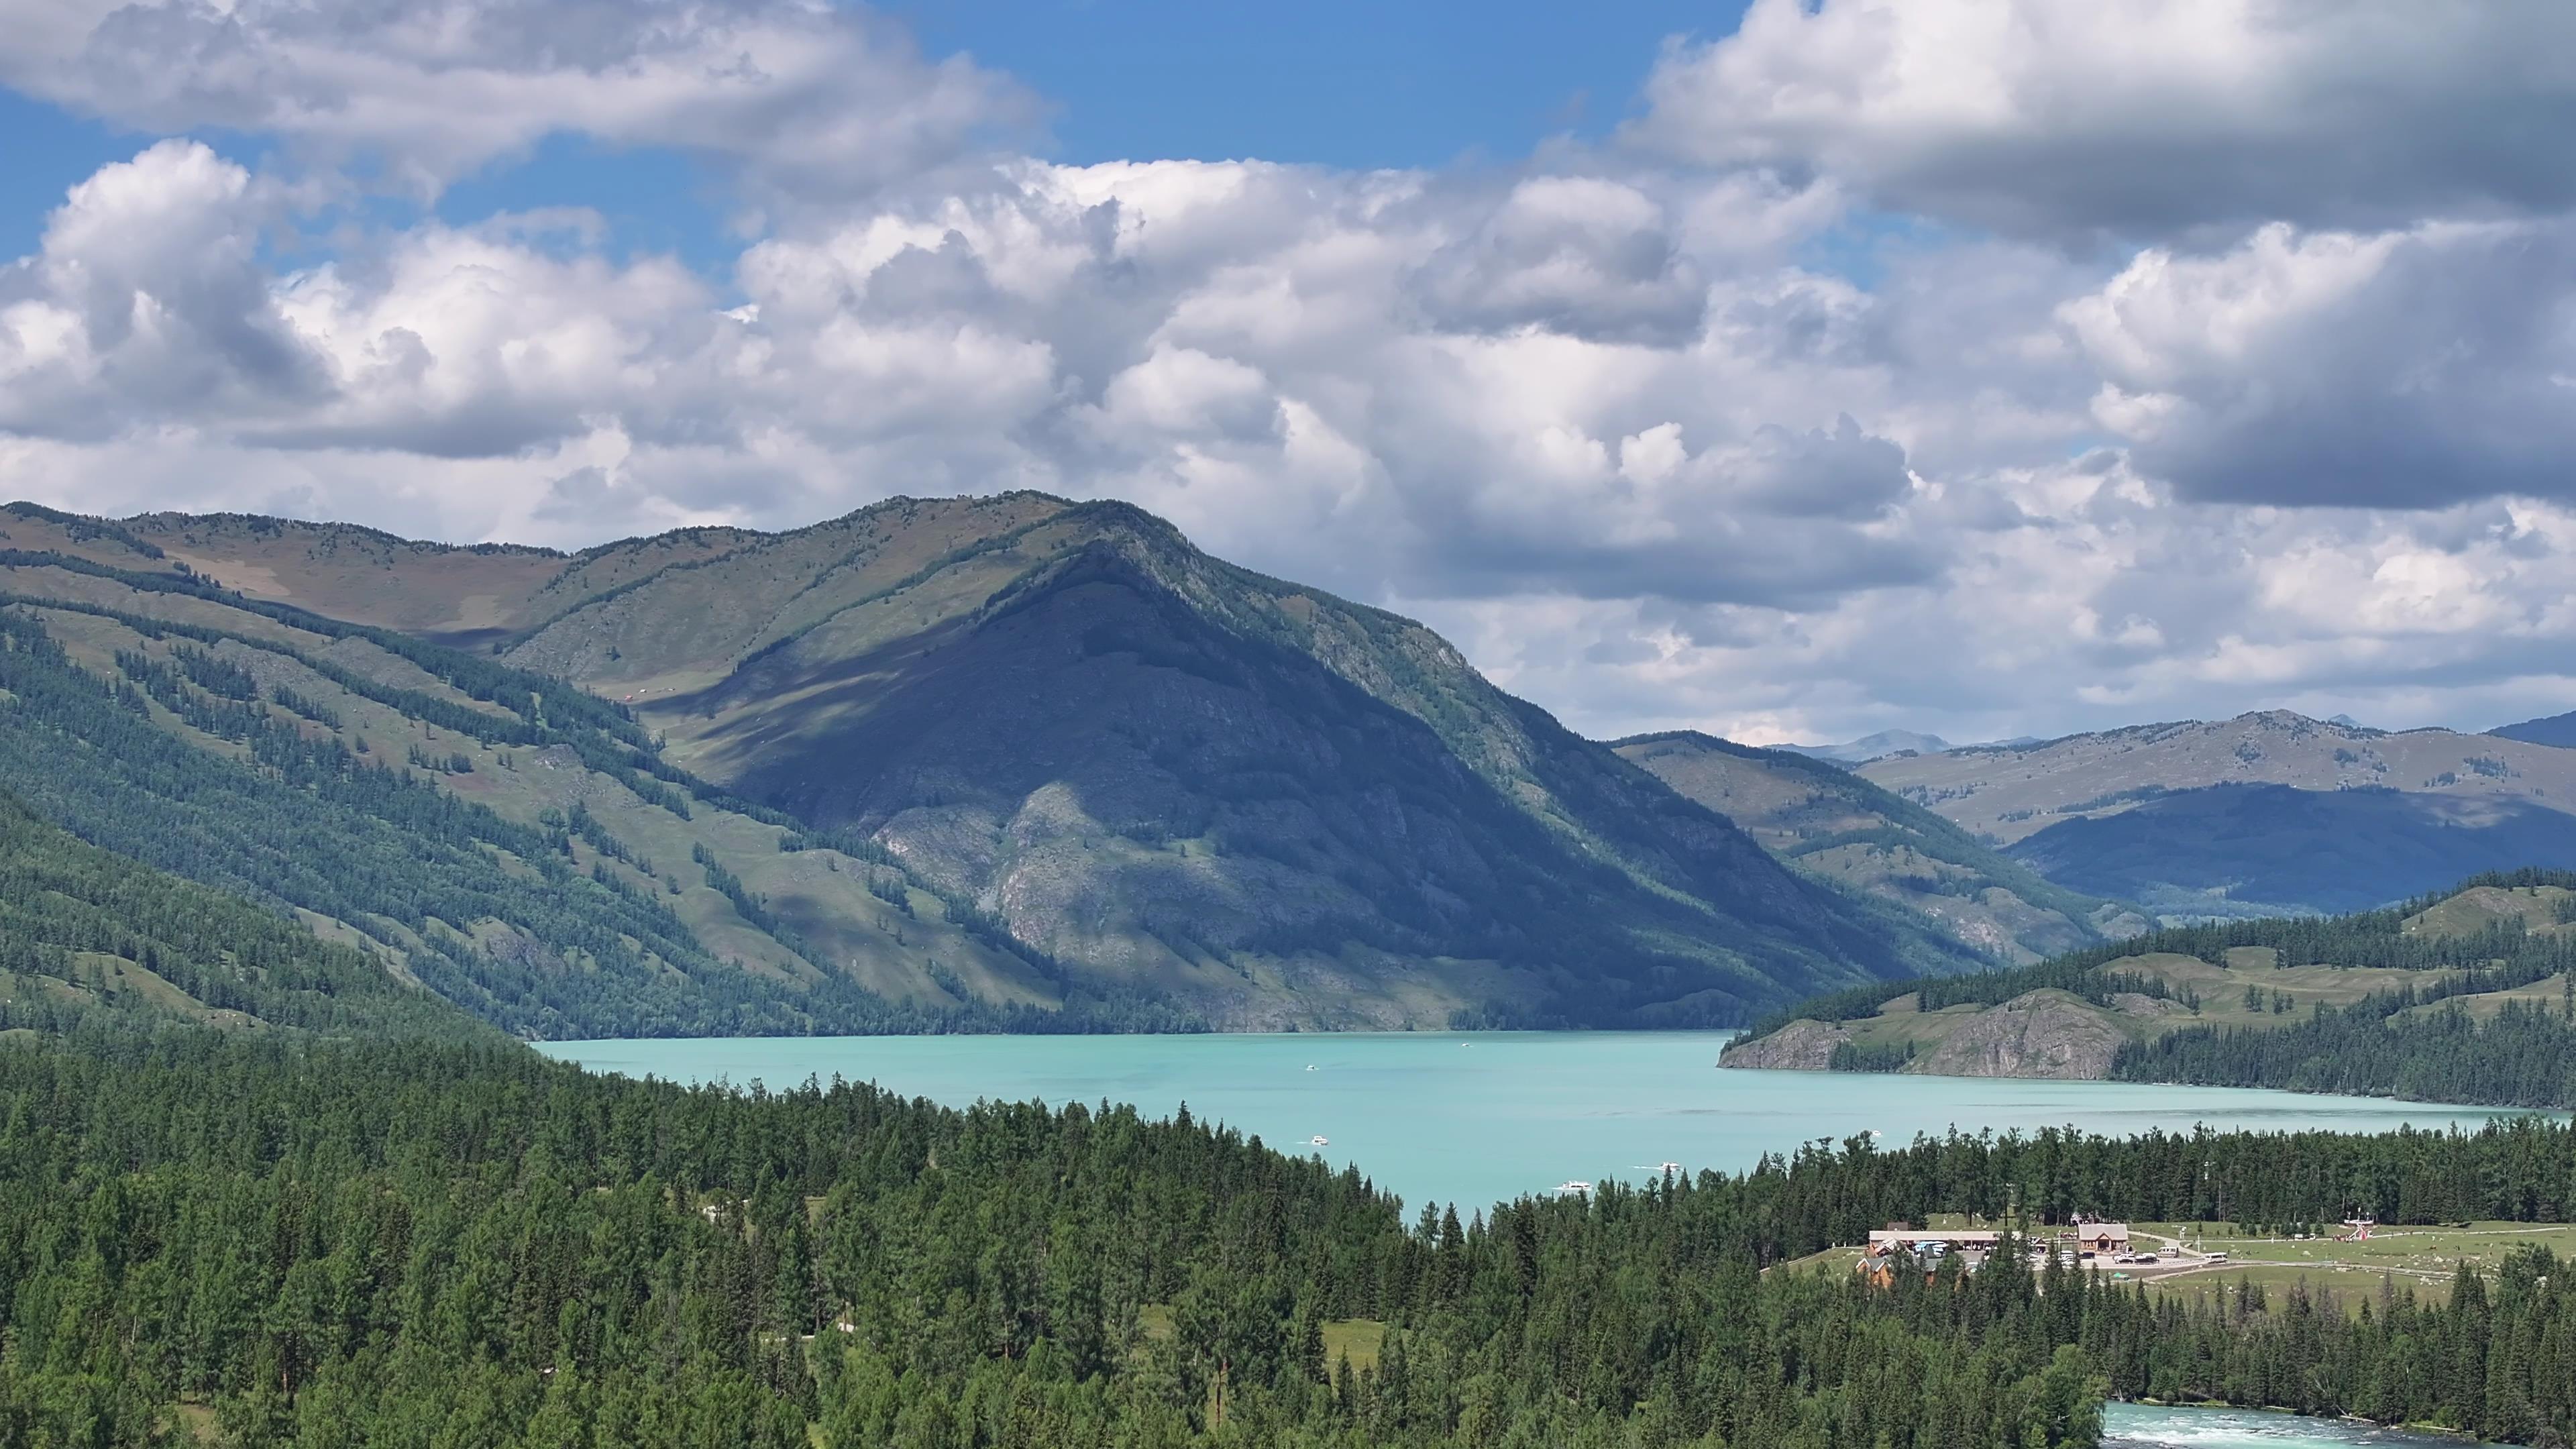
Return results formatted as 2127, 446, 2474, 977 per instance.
7, 1019, 2576, 1446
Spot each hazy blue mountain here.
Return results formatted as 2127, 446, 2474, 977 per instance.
2004, 782, 2576, 918
1779, 729, 1952, 765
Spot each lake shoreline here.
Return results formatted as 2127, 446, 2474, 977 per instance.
535, 1030, 2531, 1216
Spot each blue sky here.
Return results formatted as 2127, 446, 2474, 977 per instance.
900, 1, 1748, 168
2, 2, 1751, 277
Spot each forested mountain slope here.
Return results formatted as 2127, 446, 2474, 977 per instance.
1723, 875, 2576, 1107
0, 539, 1085, 1038
1856, 710, 2576, 918
0, 497, 1972, 1030
1614, 731, 2143, 964
0, 790, 485, 1040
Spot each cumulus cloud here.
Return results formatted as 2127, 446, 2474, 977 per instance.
1411, 176, 1707, 345
0, 140, 323, 437
2065, 219, 2576, 506
3, 0, 1034, 198
1635, 0, 2576, 237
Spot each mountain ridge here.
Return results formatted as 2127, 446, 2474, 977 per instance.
1, 494, 1976, 1030
1857, 708, 2576, 917
1611, 729, 2143, 963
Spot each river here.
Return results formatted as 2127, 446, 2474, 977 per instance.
2106, 1403, 2500, 1445
532, 1030, 2532, 1214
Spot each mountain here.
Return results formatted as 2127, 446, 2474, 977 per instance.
1612, 732, 2144, 963
1857, 710, 2576, 917
0, 496, 1972, 1031
1777, 729, 1951, 765
0, 789, 487, 1040
1721, 875, 2576, 1107
2491, 708, 2576, 749
2006, 782, 2576, 917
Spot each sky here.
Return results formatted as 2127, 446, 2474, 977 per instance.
4, 2, 2576, 748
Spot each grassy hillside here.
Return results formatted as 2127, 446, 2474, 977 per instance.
1, 497, 1976, 1029
1723, 875, 2576, 1106
1613, 731, 2143, 963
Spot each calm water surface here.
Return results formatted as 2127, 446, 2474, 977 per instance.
2106, 1403, 2499, 1446
533, 1031, 2532, 1214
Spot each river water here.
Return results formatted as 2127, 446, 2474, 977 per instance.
2106, 1403, 2499, 1446
533, 1030, 2531, 1215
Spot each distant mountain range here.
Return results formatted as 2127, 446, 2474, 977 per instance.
1858, 710, 2576, 918
0, 496, 1980, 1033
1613, 732, 2143, 964
1777, 729, 1953, 765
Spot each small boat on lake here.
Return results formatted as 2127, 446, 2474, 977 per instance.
1309, 1134, 1330, 1146
1658, 1161, 1683, 1174
1556, 1179, 1591, 1194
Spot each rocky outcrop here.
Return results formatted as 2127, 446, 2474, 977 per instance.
1906, 991, 2126, 1079
1717, 1019, 1852, 1071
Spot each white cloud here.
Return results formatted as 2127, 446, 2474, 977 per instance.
2066, 219, 2576, 506
0, 140, 321, 437
1634, 0, 2576, 237
2, 0, 1034, 199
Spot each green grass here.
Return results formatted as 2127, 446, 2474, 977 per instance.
2121, 1222, 2576, 1311
1322, 1320, 1385, 1374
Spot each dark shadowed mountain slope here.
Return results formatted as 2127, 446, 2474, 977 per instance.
2005, 782, 2576, 918
1613, 731, 2142, 963
499, 498, 1978, 1026
1854, 710, 2576, 919
1, 494, 1977, 1028
2492, 709, 2576, 749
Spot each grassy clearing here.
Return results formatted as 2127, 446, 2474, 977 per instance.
1322, 1320, 1385, 1374
2403, 884, 2576, 940
2116, 1222, 2576, 1311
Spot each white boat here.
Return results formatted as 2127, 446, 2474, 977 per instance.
1308, 1134, 1330, 1146
1556, 1179, 1591, 1194
1658, 1161, 1683, 1175
1305, 1064, 1318, 1071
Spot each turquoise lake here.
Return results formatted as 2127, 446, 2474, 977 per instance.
2105, 1403, 2499, 1446
533, 1031, 2534, 1215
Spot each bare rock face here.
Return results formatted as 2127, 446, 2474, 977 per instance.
1717, 1019, 1853, 1071
1907, 990, 2124, 1079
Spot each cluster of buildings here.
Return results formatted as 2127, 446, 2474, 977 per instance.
1858, 1221, 2132, 1285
